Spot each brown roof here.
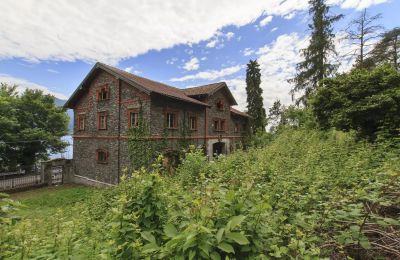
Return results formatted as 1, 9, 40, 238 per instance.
64, 62, 209, 108
64, 63, 245, 115
183, 82, 225, 96
99, 63, 208, 107
183, 82, 238, 105
230, 107, 250, 118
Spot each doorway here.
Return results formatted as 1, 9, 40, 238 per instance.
212, 142, 225, 156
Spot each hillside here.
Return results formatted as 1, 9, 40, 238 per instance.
1, 128, 399, 259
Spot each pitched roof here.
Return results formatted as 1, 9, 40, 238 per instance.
100, 63, 208, 106
230, 107, 250, 118
183, 82, 225, 96
183, 82, 238, 105
64, 62, 208, 108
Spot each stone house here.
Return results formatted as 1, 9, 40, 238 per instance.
64, 62, 249, 185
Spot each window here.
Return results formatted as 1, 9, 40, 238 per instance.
220, 120, 226, 131
213, 120, 219, 131
189, 116, 197, 130
96, 149, 108, 164
216, 99, 224, 111
97, 112, 107, 130
234, 123, 239, 133
128, 110, 139, 128
77, 114, 85, 131
97, 85, 109, 101
166, 113, 177, 129
213, 119, 226, 132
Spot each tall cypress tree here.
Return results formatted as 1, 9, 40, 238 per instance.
246, 59, 266, 133
290, 0, 343, 105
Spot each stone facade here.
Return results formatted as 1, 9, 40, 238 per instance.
65, 63, 249, 185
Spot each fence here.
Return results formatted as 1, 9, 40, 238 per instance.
0, 174, 43, 191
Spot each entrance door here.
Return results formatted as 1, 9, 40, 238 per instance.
212, 142, 225, 156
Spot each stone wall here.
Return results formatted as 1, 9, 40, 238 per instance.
70, 68, 248, 186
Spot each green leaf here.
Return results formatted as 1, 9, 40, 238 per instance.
225, 232, 249, 245
164, 223, 178, 238
226, 215, 246, 231
218, 242, 235, 254
141, 231, 156, 244
360, 238, 371, 249
210, 252, 221, 260
189, 250, 196, 260
141, 242, 159, 253
216, 228, 225, 243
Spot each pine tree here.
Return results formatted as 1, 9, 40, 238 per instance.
246, 59, 266, 133
368, 27, 400, 70
290, 0, 343, 105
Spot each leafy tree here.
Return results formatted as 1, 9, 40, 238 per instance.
267, 100, 285, 132
290, 0, 343, 105
345, 8, 383, 68
311, 64, 400, 140
368, 27, 400, 70
245, 59, 266, 132
0, 84, 69, 171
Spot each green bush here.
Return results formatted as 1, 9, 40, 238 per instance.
1, 128, 399, 259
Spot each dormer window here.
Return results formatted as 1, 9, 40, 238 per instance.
216, 100, 224, 111
97, 85, 109, 101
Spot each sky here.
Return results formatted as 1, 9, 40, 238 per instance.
0, 0, 399, 112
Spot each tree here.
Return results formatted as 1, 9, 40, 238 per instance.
267, 100, 285, 131
290, 0, 343, 105
346, 8, 382, 68
368, 27, 400, 70
246, 59, 266, 133
311, 64, 400, 140
0, 84, 69, 171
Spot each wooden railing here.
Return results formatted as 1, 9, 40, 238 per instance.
0, 174, 43, 191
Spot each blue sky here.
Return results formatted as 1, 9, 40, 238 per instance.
1, 0, 399, 111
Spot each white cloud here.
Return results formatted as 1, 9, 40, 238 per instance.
255, 33, 309, 110
166, 57, 178, 65
170, 65, 243, 82
330, 0, 388, 10
124, 66, 133, 72
0, 74, 68, 100
183, 57, 200, 71
226, 32, 235, 40
243, 48, 255, 56
200, 57, 207, 61
47, 69, 59, 74
271, 27, 278, 32
206, 39, 219, 48
0, 0, 319, 64
283, 12, 296, 19
259, 15, 273, 27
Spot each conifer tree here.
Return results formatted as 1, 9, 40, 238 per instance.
346, 8, 382, 68
290, 0, 343, 105
246, 59, 266, 133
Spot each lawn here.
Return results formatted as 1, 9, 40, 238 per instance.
9, 184, 96, 219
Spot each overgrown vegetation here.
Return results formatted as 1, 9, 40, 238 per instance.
1, 127, 399, 259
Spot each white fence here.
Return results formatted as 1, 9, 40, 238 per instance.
0, 174, 43, 191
